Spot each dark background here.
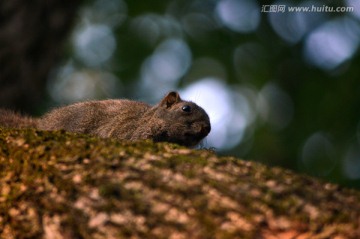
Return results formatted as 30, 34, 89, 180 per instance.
1, 0, 360, 188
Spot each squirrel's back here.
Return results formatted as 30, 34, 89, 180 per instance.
37, 99, 151, 139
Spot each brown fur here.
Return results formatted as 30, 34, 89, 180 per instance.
0, 92, 211, 147
0, 109, 38, 128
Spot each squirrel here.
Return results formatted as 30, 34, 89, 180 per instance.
0, 92, 211, 147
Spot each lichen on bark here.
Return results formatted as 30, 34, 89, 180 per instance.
0, 127, 360, 239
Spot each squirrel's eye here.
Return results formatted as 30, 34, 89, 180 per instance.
182, 105, 191, 112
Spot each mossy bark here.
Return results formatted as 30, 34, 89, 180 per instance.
1, 127, 360, 239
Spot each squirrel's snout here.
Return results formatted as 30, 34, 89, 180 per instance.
198, 123, 211, 136
203, 125, 211, 134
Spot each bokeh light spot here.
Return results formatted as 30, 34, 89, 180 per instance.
215, 0, 260, 33
304, 17, 360, 70
73, 24, 116, 67
257, 83, 294, 130
343, 144, 360, 179
48, 62, 122, 103
346, 0, 360, 20
131, 14, 183, 46
300, 132, 336, 176
182, 13, 216, 39
90, 0, 127, 27
269, 1, 326, 44
140, 38, 192, 99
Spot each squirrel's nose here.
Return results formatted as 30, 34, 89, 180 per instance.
200, 123, 211, 135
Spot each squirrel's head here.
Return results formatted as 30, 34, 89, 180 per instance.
152, 91, 211, 147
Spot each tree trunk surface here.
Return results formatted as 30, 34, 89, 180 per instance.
0, 0, 82, 113
0, 127, 359, 239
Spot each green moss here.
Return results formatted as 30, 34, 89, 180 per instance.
1, 127, 360, 238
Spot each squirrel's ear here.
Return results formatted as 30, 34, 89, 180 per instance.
160, 91, 181, 108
